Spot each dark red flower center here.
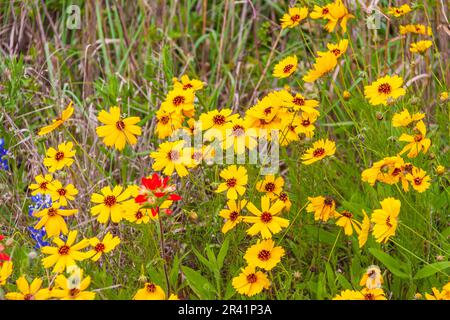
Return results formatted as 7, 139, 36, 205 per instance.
173, 96, 185, 106
213, 115, 226, 125
146, 283, 156, 293
104, 195, 117, 207
55, 152, 65, 161
283, 64, 294, 74
258, 249, 271, 261
378, 83, 392, 95
116, 120, 126, 130
159, 116, 170, 125
58, 245, 70, 255
293, 97, 305, 106
264, 182, 276, 192
246, 274, 257, 283
95, 242, 106, 252
48, 208, 58, 216
290, 14, 300, 23
58, 188, 66, 196
313, 148, 325, 158
229, 211, 239, 221
261, 212, 272, 223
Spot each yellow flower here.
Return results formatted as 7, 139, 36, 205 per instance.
223, 117, 258, 154
280, 7, 308, 29
243, 195, 288, 239
47, 180, 78, 206
361, 156, 405, 186
277, 90, 320, 116
301, 139, 336, 165
317, 39, 349, 58
388, 4, 412, 17
168, 293, 179, 300
359, 265, 383, 289
29, 174, 55, 196
310, 4, 333, 20
5, 276, 50, 300
439, 91, 449, 102
96, 106, 142, 151
333, 288, 386, 300
324, 0, 354, 33
41, 230, 89, 273
33, 202, 78, 238
133, 282, 166, 300
343, 90, 351, 100
219, 199, 247, 233
399, 120, 431, 158
173, 75, 204, 92
244, 239, 285, 271
161, 88, 195, 118
86, 232, 121, 262
155, 108, 184, 139
364, 75, 406, 106
306, 195, 337, 222
256, 175, 284, 199
371, 197, 401, 243
232, 265, 270, 297
199, 108, 238, 139
303, 52, 338, 83
52, 269, 96, 300
273, 55, 298, 78
399, 24, 432, 36
38, 101, 74, 135
90, 185, 133, 224
335, 210, 361, 235
215, 165, 248, 200
123, 201, 154, 223
43, 141, 75, 172
244, 94, 284, 136
392, 108, 425, 127
277, 191, 292, 212
406, 167, 431, 193
0, 260, 13, 285
410, 40, 432, 54
151, 140, 190, 177
358, 210, 371, 248
425, 288, 450, 300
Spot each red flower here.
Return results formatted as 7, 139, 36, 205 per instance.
0, 234, 10, 264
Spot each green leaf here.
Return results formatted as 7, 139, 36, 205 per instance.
181, 266, 215, 299
414, 262, 450, 280
369, 248, 410, 279
217, 236, 230, 270
192, 247, 215, 271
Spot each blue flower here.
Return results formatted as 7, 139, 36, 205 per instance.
0, 138, 9, 171
28, 227, 50, 249
28, 193, 52, 216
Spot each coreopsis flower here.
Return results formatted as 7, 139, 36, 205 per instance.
0, 260, 13, 285
306, 195, 337, 222
301, 139, 336, 165
33, 202, 78, 237
295, 112, 318, 139
219, 199, 247, 233
47, 181, 78, 206
371, 197, 401, 243
358, 210, 371, 248
161, 88, 195, 118
243, 239, 285, 271
279, 116, 302, 146
333, 288, 386, 300
439, 91, 449, 102
406, 167, 431, 193
361, 156, 405, 186
303, 52, 338, 82
327, 0, 354, 33
199, 108, 238, 139
410, 40, 433, 54
123, 203, 154, 223
243, 195, 288, 239
38, 101, 74, 135
52, 269, 96, 300
90, 185, 133, 224
273, 55, 298, 78
399, 24, 432, 36
173, 75, 204, 92
133, 283, 166, 300
360, 265, 383, 289
5, 276, 50, 300
364, 75, 406, 106
96, 106, 142, 151
223, 117, 258, 153
150, 140, 189, 177
29, 174, 54, 195
256, 175, 284, 199
399, 120, 431, 158
277, 90, 320, 116
335, 210, 361, 235
155, 108, 184, 139
310, 4, 333, 20
425, 288, 450, 300
280, 7, 308, 29
41, 230, 89, 273
317, 39, 349, 58
244, 95, 284, 135
215, 165, 248, 200
392, 108, 425, 127
387, 4, 412, 17
43, 141, 75, 172
86, 232, 120, 262
277, 191, 292, 212
232, 265, 270, 297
